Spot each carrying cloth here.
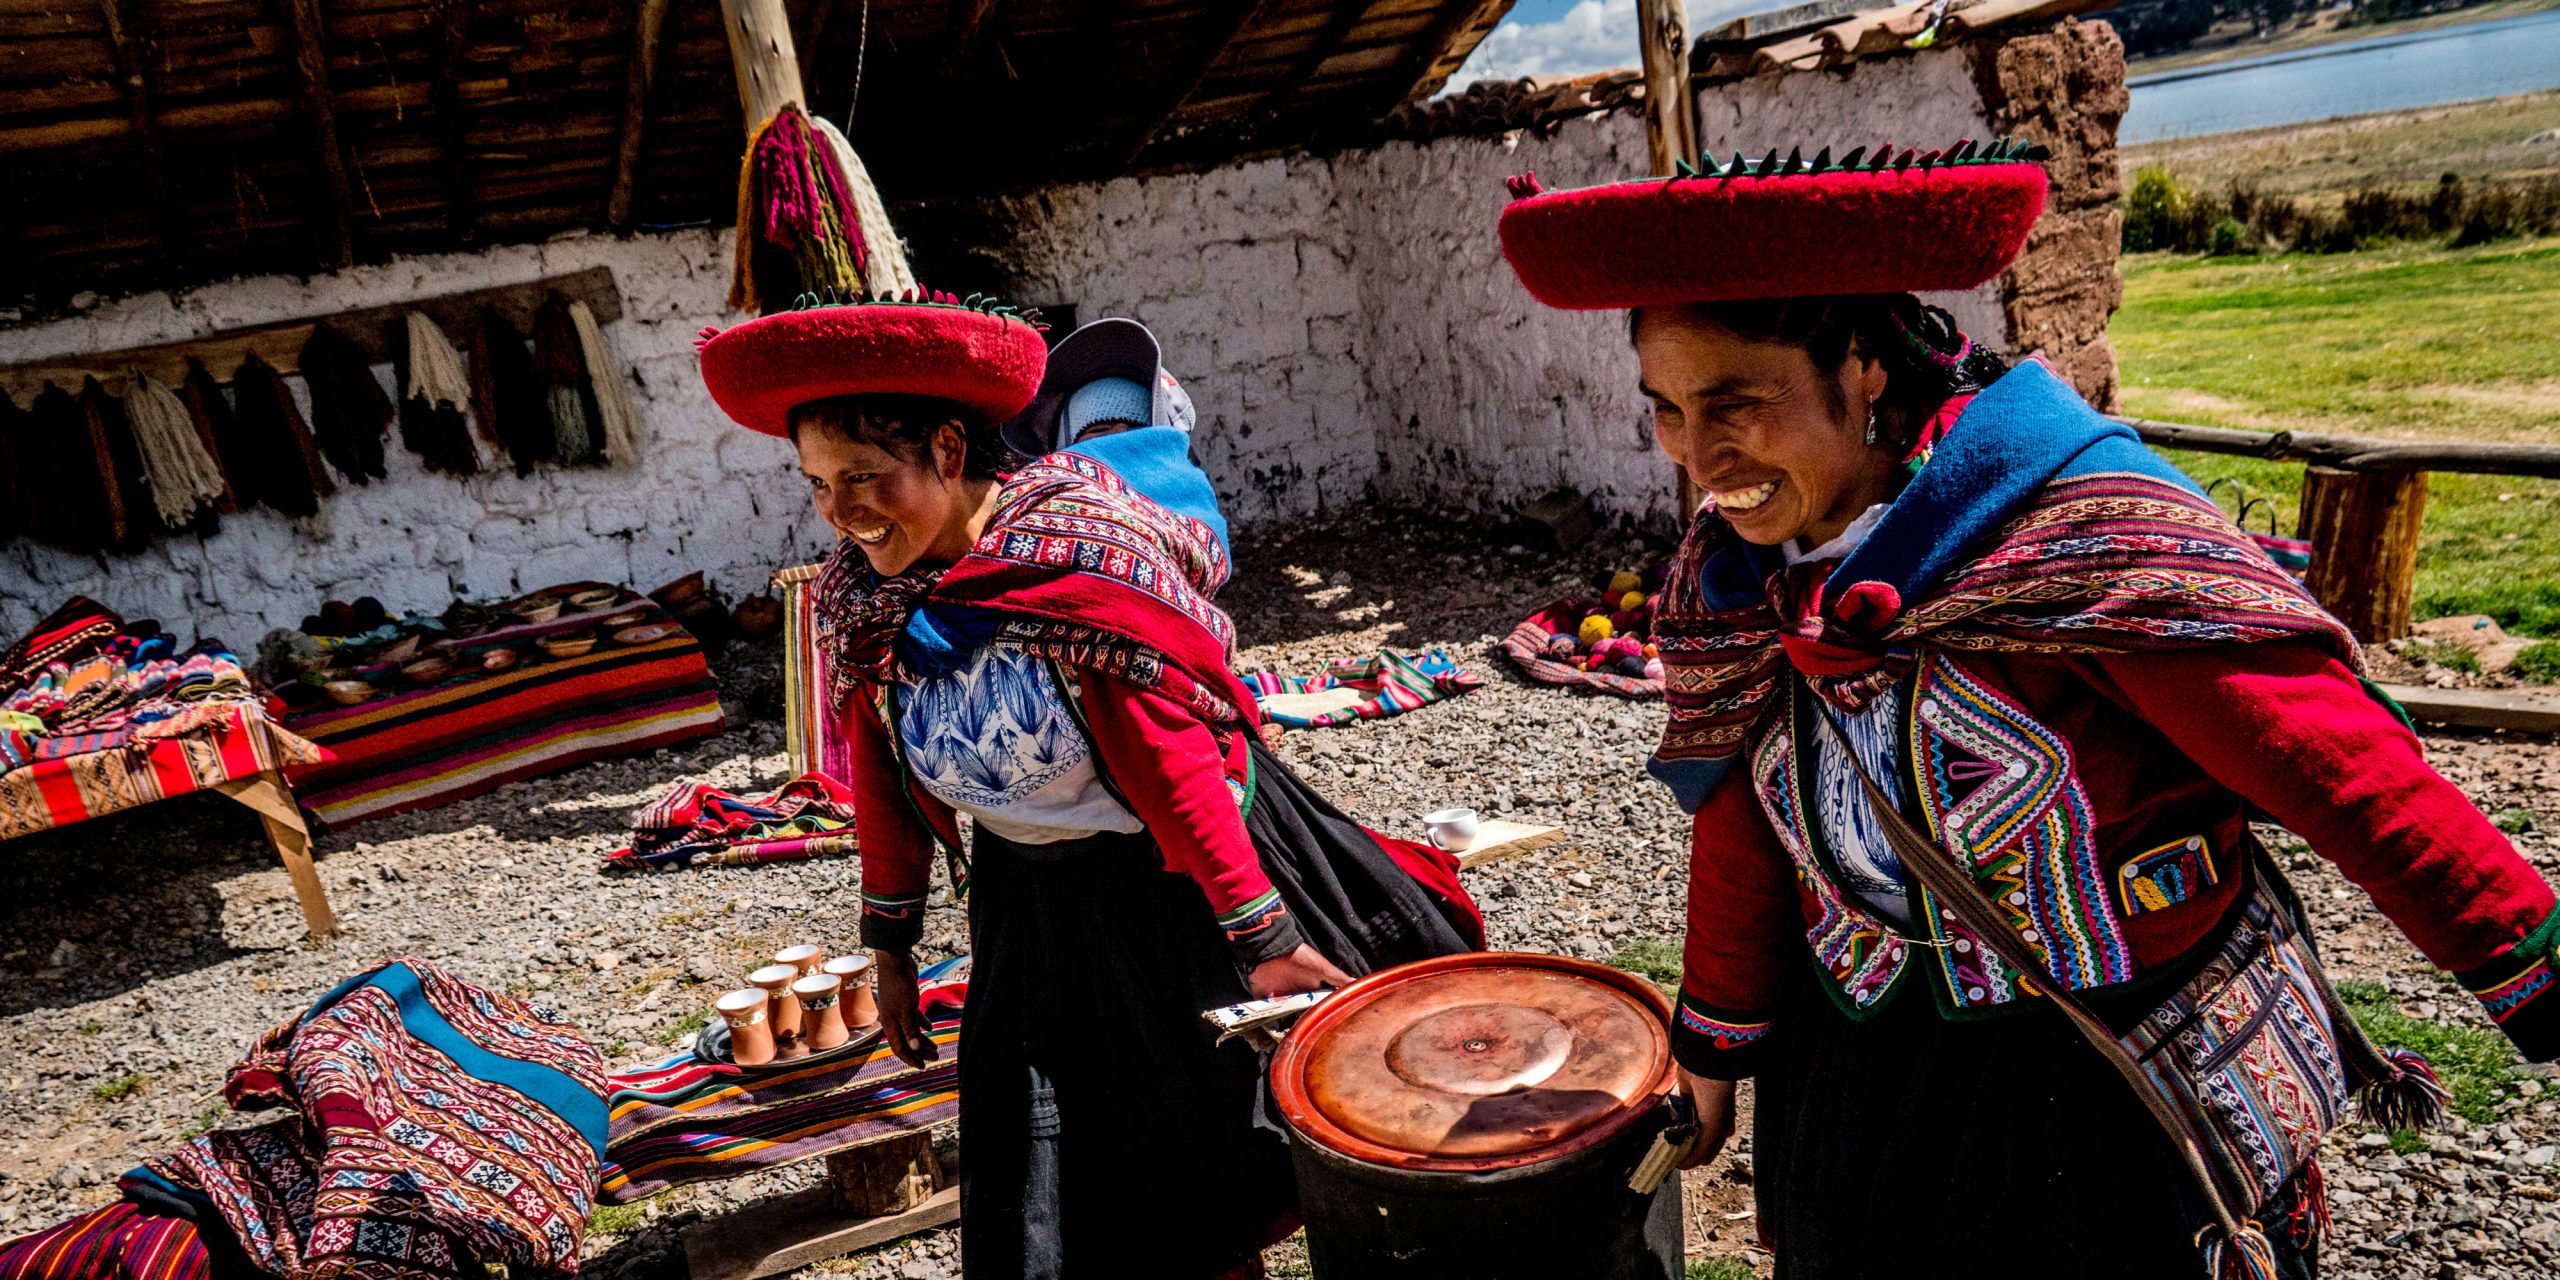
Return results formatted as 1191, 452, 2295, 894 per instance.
145, 959, 608, 1280
597, 957, 968, 1203
1500, 598, 1664, 700
1646, 361, 2361, 813
606, 770, 859, 869
1244, 648, 1484, 728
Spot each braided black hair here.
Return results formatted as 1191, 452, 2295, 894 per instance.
786, 393, 1020, 482
1628, 294, 2008, 454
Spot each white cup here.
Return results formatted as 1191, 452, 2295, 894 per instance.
1423, 807, 1480, 851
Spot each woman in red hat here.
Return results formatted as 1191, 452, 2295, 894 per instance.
1499, 145, 2560, 1277
697, 296, 1482, 1279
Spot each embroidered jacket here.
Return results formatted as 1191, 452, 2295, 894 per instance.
846, 667, 1303, 968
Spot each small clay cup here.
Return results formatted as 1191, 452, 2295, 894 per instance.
792, 974, 850, 1052
749, 963, 805, 1048
774, 944, 825, 978
823, 954, 879, 1029
715, 989, 775, 1067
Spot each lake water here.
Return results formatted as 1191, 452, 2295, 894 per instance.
2120, 8, 2560, 142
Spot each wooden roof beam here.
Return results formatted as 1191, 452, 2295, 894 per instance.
278, 0, 355, 267
1245, 0, 1375, 138
1377, 0, 1510, 110
431, 0, 478, 240
796, 0, 840, 89
607, 0, 673, 229
943, 0, 1002, 78
93, 0, 190, 268
1116, 0, 1275, 168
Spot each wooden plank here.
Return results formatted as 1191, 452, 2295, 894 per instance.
682, 1182, 959, 1280
1695, 0, 1887, 46
2120, 416, 2560, 480
1116, 0, 1275, 167
607, 0, 673, 228
431, 0, 478, 239
2299, 466, 2425, 643
216, 772, 339, 940
1452, 820, 1567, 871
93, 0, 191, 268
278, 0, 356, 267
2378, 684, 2560, 735
940, 0, 1002, 78
1377, 0, 1511, 109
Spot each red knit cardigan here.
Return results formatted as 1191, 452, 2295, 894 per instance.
1674, 639, 2560, 1076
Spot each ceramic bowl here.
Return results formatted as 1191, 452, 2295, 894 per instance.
614, 624, 675, 646
569, 587, 620, 611
401, 656, 455, 684
378, 634, 423, 664
538, 634, 598, 660
651, 571, 708, 608
601, 610, 648, 630
480, 647, 522, 673
513, 597, 564, 624
325, 680, 374, 706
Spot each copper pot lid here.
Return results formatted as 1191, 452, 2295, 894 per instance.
1271, 953, 1673, 1173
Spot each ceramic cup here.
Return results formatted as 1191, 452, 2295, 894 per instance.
792, 973, 851, 1052
1422, 807, 1480, 852
775, 943, 826, 978
715, 989, 775, 1067
823, 954, 879, 1029
749, 962, 806, 1050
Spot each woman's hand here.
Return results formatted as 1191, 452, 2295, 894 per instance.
1676, 1068, 1738, 1169
872, 948, 935, 1068
1246, 944, 1355, 1000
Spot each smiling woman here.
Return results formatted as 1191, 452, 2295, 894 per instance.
787, 394, 1014, 579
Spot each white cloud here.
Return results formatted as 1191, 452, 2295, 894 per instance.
1445, 0, 1773, 90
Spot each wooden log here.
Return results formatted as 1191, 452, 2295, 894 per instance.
607, 0, 673, 228
2118, 415, 2560, 480
431, 0, 478, 239
279, 0, 356, 268
94, 0, 190, 268
719, 0, 807, 133
941, 0, 1003, 79
682, 1171, 958, 1280
1634, 0, 1701, 520
1379, 0, 1511, 107
2298, 466, 2427, 643
1116, 0, 1275, 168
2376, 684, 2560, 735
824, 1131, 943, 1219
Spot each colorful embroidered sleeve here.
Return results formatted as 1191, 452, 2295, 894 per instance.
1676, 767, 1803, 1078
842, 685, 957, 954
2087, 644, 2560, 1059
1071, 669, 1306, 969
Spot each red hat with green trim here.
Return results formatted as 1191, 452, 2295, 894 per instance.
1498, 139, 2049, 310
696, 293, 1050, 436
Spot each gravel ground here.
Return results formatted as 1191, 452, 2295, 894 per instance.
0, 506, 2555, 1280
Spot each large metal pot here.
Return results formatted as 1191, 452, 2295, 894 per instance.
1270, 953, 1684, 1279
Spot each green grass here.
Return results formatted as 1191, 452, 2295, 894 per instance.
1688, 1260, 1759, 1280
2518, 641, 2560, 682
75, 1020, 103, 1035
1612, 938, 1683, 996
2406, 640, 2484, 674
655, 1009, 710, 1045
588, 1203, 647, 1235
181, 1102, 226, 1139
2494, 806, 2542, 834
90, 1074, 148, 1103
2116, 240, 2560, 635
2333, 979, 2519, 1127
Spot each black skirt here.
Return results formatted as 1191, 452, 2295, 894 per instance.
1750, 959, 2320, 1280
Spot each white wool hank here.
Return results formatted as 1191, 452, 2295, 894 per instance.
404, 312, 474, 412
814, 116, 918, 300
123, 374, 230, 528
567, 300, 642, 465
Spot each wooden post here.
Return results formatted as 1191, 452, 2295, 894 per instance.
824, 1132, 943, 1218
607, 0, 674, 228
2298, 465, 2427, 643
719, 0, 807, 134
279, 0, 356, 268
216, 772, 339, 940
1634, 0, 1704, 520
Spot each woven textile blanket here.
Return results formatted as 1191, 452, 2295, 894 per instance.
0, 703, 325, 842
0, 1202, 211, 1280
285, 586, 723, 827
604, 771, 858, 869
1499, 597, 1664, 700
147, 959, 608, 1280
598, 957, 967, 1203
1242, 649, 1484, 729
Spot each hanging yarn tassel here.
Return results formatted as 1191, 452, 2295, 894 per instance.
21, 383, 115, 551
464, 311, 508, 453
729, 106, 868, 313
176, 360, 241, 512
399, 313, 482, 475
532, 294, 599, 466
231, 354, 336, 518
475, 307, 554, 475
121, 374, 230, 530
80, 378, 148, 551
811, 115, 916, 299
298, 326, 393, 484
2195, 1221, 2284, 1280
2290, 1157, 2332, 1247
2357, 1047, 2449, 1133
0, 391, 35, 545
567, 299, 642, 464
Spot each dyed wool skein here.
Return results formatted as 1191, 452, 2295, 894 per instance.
567, 300, 641, 465
473, 308, 554, 475
230, 354, 337, 518
121, 374, 229, 530
533, 295, 601, 466
174, 360, 241, 513
399, 312, 482, 475
79, 378, 149, 551
298, 326, 393, 484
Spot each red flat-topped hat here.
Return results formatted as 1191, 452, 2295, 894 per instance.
696, 293, 1050, 436
1498, 138, 2050, 310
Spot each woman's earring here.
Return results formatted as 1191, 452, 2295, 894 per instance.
1863, 409, 1879, 447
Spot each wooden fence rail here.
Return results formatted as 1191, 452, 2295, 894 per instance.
2113, 415, 2560, 643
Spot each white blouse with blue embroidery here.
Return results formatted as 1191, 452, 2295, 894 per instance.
1785, 502, 1913, 925
894, 646, 1141, 845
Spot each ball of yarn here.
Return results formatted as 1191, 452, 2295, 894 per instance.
1642, 642, 1660, 659
1608, 609, 1642, 635
1615, 654, 1650, 678
1643, 658, 1666, 681
1545, 633, 1578, 658
1639, 564, 1667, 592
1619, 590, 1647, 613
1578, 615, 1613, 646
1606, 570, 1642, 598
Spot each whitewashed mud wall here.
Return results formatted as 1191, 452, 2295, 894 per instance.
982, 48, 2016, 532
0, 231, 824, 643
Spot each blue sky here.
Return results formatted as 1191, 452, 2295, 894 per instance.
1449, 0, 1774, 86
